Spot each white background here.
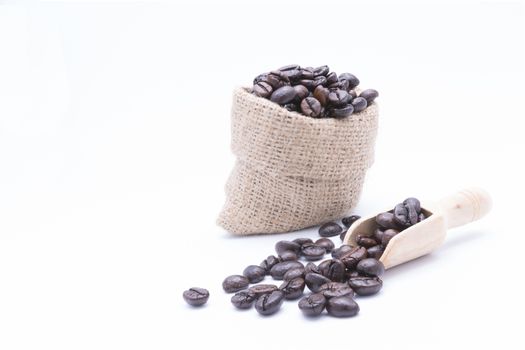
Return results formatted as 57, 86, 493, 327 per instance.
1, 1, 524, 349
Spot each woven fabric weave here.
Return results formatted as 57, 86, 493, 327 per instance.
217, 87, 379, 235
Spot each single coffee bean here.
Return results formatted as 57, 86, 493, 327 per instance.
304, 262, 320, 275
367, 245, 385, 260
348, 276, 383, 296
298, 293, 326, 317
269, 261, 304, 280
359, 89, 379, 104
300, 97, 322, 117
328, 89, 351, 106
340, 246, 368, 269
255, 290, 285, 316
313, 85, 330, 106
260, 255, 280, 274
356, 258, 385, 277
301, 244, 326, 261
275, 240, 301, 255
231, 290, 256, 309
318, 259, 346, 282
253, 73, 268, 85
375, 212, 399, 230
393, 203, 411, 228
339, 229, 348, 242
305, 272, 332, 293
326, 296, 360, 317
318, 282, 355, 299
381, 228, 399, 246
356, 235, 380, 248
183, 287, 209, 306
325, 71, 338, 85
351, 96, 368, 113
331, 244, 354, 259
279, 277, 305, 300
283, 267, 305, 281
279, 250, 298, 261
243, 265, 266, 283
342, 215, 361, 228
330, 104, 354, 118
299, 79, 316, 90
312, 75, 327, 89
248, 284, 279, 297
222, 275, 250, 293
300, 67, 315, 80
313, 65, 329, 77
293, 84, 310, 102
319, 222, 343, 237
265, 72, 288, 89
338, 73, 360, 90
252, 81, 273, 98
404, 197, 421, 225
270, 86, 297, 105
373, 228, 385, 242
293, 237, 313, 246
314, 238, 335, 252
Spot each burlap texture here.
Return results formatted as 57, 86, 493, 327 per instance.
217, 87, 379, 235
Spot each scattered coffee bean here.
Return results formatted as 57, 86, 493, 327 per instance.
318, 282, 355, 299
248, 284, 279, 297
255, 290, 285, 316
342, 215, 361, 228
356, 258, 385, 277
275, 240, 301, 255
243, 265, 266, 283
319, 222, 343, 237
279, 277, 306, 300
348, 276, 383, 296
340, 246, 368, 269
283, 267, 305, 281
231, 291, 256, 309
298, 293, 326, 317
305, 272, 332, 293
183, 287, 209, 306
326, 296, 360, 317
270, 261, 304, 280
279, 250, 298, 261
301, 244, 326, 261
260, 255, 280, 274
222, 275, 250, 293
318, 259, 346, 282
315, 238, 335, 252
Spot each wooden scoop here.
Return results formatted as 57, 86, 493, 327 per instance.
342, 188, 492, 269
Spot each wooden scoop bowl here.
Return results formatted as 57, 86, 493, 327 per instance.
342, 188, 492, 269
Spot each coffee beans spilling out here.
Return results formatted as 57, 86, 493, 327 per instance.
251, 64, 378, 119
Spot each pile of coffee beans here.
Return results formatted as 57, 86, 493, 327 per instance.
251, 64, 378, 119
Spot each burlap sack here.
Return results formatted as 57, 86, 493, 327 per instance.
217, 87, 379, 235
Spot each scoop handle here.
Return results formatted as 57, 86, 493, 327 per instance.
437, 187, 492, 229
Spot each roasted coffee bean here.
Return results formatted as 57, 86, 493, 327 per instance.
293, 84, 310, 102
330, 104, 354, 118
275, 240, 301, 255
278, 64, 300, 71
373, 228, 385, 242
356, 235, 380, 248
376, 212, 399, 230
255, 290, 285, 316
404, 197, 421, 224
301, 244, 326, 261
340, 246, 368, 269
281, 69, 302, 81
283, 267, 305, 281
299, 79, 316, 90
326, 296, 359, 317
253, 73, 268, 85
298, 293, 326, 317
338, 79, 349, 91
338, 73, 360, 90
279, 250, 298, 261
270, 261, 304, 280
325, 71, 339, 85
348, 276, 383, 296
356, 258, 385, 277
260, 255, 280, 274
331, 244, 354, 259
222, 275, 250, 293
313, 85, 330, 106
318, 259, 346, 282
381, 229, 399, 246
305, 272, 332, 293
183, 287, 209, 306
293, 237, 313, 246
318, 282, 355, 299
319, 222, 343, 237
270, 86, 297, 105
342, 215, 361, 228
243, 265, 266, 283
300, 67, 315, 80
359, 89, 379, 104
328, 89, 351, 106
348, 89, 357, 99
283, 103, 298, 112
248, 284, 279, 297
393, 203, 410, 227
265, 72, 288, 89
231, 290, 256, 309
314, 238, 335, 252
312, 75, 327, 89
339, 229, 348, 242
279, 277, 305, 300
304, 262, 320, 275
313, 65, 329, 77
252, 81, 273, 98
367, 245, 385, 260
300, 97, 322, 117
351, 96, 368, 113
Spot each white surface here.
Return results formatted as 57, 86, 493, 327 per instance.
1, 1, 524, 349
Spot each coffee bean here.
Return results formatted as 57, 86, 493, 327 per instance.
252, 81, 273, 98
270, 86, 297, 105
243, 265, 266, 283
373, 228, 385, 242
278, 64, 300, 72
281, 69, 302, 81
359, 89, 379, 104
183, 287, 209, 306
404, 197, 421, 225
339, 229, 348, 242
356, 258, 385, 277
312, 75, 327, 89
222, 275, 250, 293
279, 277, 305, 300
300, 67, 315, 80
248, 284, 279, 297
348, 89, 357, 99
314, 238, 335, 252
342, 215, 361, 228
293, 237, 313, 246
329, 104, 354, 118
279, 250, 298, 261
367, 245, 385, 260
375, 212, 399, 230
253, 73, 268, 85
283, 267, 305, 281
299, 79, 316, 90
326, 296, 360, 317
260, 255, 280, 274
300, 97, 322, 117
305, 272, 332, 293
318, 259, 346, 282
393, 203, 410, 227
318, 282, 355, 299
298, 293, 326, 317
293, 84, 310, 102
265, 72, 288, 89
328, 89, 351, 106
351, 96, 368, 113
301, 244, 326, 261
356, 235, 380, 248
338, 79, 350, 91
313, 65, 329, 77
340, 246, 368, 269
313, 85, 330, 106
269, 261, 304, 280
348, 276, 383, 296
275, 240, 301, 255
255, 290, 285, 316
304, 262, 320, 275
231, 290, 256, 309
381, 229, 399, 246
338, 73, 360, 90
331, 244, 354, 259
319, 222, 343, 237
325, 71, 338, 85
